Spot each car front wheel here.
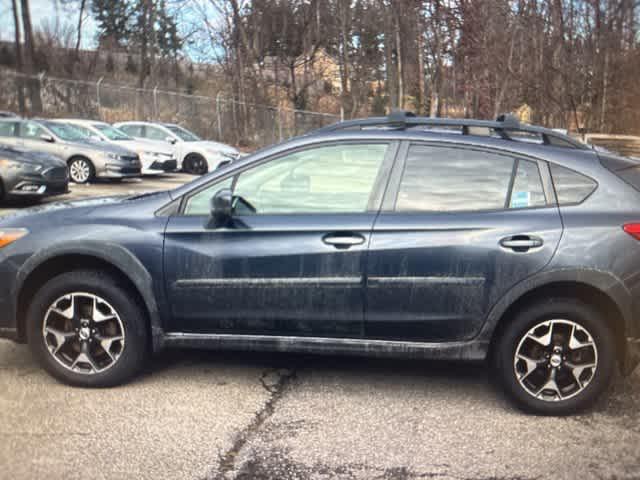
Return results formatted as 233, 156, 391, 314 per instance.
68, 157, 94, 184
26, 270, 148, 387
494, 298, 615, 415
183, 153, 208, 175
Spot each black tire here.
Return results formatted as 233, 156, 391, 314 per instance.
183, 153, 208, 175
26, 270, 148, 387
68, 157, 95, 184
493, 298, 616, 415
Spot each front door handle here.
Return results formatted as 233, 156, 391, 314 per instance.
500, 235, 543, 252
323, 233, 366, 249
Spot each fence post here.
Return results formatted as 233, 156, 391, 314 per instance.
216, 91, 223, 140
96, 76, 104, 120
153, 85, 159, 121
37, 72, 46, 115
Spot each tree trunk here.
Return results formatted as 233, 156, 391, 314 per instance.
338, 0, 350, 118
11, 0, 25, 114
417, 8, 426, 115
394, 5, 403, 110
20, 0, 43, 113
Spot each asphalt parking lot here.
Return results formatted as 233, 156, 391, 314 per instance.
1, 175, 640, 479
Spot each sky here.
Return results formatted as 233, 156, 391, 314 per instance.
1, 0, 99, 48
0, 0, 221, 60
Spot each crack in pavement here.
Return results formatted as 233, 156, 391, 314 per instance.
208, 367, 297, 480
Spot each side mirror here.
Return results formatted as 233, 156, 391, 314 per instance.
40, 134, 54, 143
210, 188, 233, 225
165, 136, 177, 145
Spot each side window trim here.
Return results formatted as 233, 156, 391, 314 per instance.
382, 141, 555, 214
538, 160, 557, 205
367, 141, 400, 212
381, 140, 409, 212
178, 140, 394, 216
504, 158, 519, 209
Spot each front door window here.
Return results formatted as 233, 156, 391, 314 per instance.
183, 143, 389, 216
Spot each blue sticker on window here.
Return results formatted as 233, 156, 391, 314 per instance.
511, 191, 530, 208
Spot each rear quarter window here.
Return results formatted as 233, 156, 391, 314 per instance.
549, 164, 597, 205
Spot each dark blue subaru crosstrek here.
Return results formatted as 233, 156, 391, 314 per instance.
1, 112, 639, 415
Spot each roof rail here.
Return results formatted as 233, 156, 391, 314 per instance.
313, 111, 588, 150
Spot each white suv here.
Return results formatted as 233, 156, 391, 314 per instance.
114, 121, 240, 175
52, 119, 177, 175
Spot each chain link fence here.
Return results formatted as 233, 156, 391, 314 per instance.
0, 69, 340, 148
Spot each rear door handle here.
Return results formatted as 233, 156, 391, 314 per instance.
323, 233, 366, 249
500, 235, 543, 251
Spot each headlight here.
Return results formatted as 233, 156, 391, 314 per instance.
0, 159, 20, 170
0, 160, 42, 172
105, 152, 121, 160
0, 228, 28, 249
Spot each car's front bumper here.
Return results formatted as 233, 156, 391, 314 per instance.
6, 168, 69, 198
142, 158, 178, 174
0, 251, 20, 342
101, 163, 142, 178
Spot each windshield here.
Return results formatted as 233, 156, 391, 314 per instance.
165, 125, 200, 142
41, 122, 88, 142
93, 123, 132, 141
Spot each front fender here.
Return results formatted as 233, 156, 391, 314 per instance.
14, 240, 164, 350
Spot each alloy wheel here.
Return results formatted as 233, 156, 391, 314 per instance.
42, 292, 125, 374
69, 159, 91, 183
513, 319, 598, 402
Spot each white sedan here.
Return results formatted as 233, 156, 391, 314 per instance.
114, 121, 241, 175
51, 119, 177, 175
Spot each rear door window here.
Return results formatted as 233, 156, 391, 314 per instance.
119, 124, 143, 137
396, 145, 546, 212
20, 121, 47, 139
509, 159, 546, 209
145, 126, 169, 141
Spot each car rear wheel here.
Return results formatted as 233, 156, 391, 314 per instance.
26, 270, 148, 387
183, 153, 208, 175
68, 157, 94, 184
494, 298, 615, 415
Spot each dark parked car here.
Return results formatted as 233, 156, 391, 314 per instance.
0, 144, 69, 202
0, 118, 141, 184
0, 112, 639, 415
